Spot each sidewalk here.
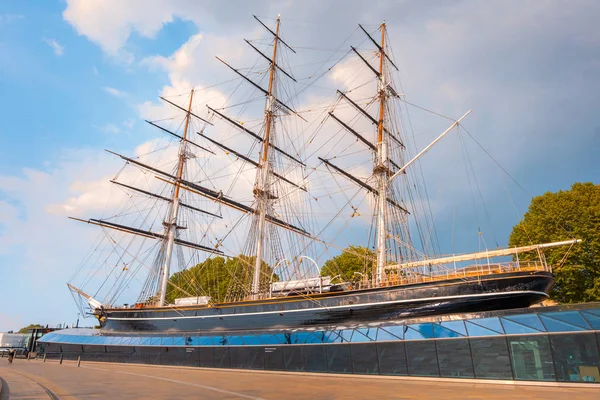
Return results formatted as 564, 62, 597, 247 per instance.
0, 366, 54, 399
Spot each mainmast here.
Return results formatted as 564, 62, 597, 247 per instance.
374, 23, 388, 286
252, 15, 281, 300
158, 89, 195, 306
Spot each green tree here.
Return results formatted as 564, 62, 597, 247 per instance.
509, 182, 600, 303
18, 324, 43, 333
320, 246, 375, 282
165, 255, 275, 304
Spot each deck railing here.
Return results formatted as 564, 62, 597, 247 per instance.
355, 260, 548, 290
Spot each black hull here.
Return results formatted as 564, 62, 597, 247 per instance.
102, 271, 553, 333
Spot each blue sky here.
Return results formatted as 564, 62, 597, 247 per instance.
0, 1, 599, 331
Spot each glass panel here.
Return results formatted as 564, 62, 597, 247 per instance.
340, 329, 354, 343
408, 323, 434, 338
585, 308, 600, 317
501, 319, 540, 335
378, 325, 405, 340
551, 333, 600, 382
350, 329, 372, 343
404, 327, 428, 340
326, 344, 352, 373
76, 336, 91, 344
129, 337, 141, 345
259, 335, 282, 345
161, 337, 174, 346
351, 343, 379, 375
284, 346, 306, 371
540, 315, 586, 332
323, 331, 342, 344
215, 336, 228, 346
242, 335, 261, 345
198, 336, 213, 346
139, 337, 153, 345
358, 328, 377, 341
304, 346, 328, 372
149, 337, 161, 346
289, 332, 311, 344
467, 317, 504, 334
377, 342, 408, 375
104, 337, 117, 344
199, 347, 214, 368
264, 347, 285, 371
173, 337, 185, 346
305, 332, 325, 344
439, 320, 467, 336
502, 314, 545, 332
582, 312, 600, 330
229, 347, 247, 369
465, 321, 502, 337
227, 336, 244, 346
470, 337, 512, 379
437, 339, 474, 378
247, 347, 264, 370
543, 311, 590, 329
405, 341, 439, 377
214, 347, 230, 368
376, 327, 403, 342
433, 324, 464, 338
508, 335, 555, 381
119, 337, 132, 345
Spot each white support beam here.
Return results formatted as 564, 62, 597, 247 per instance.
389, 110, 472, 183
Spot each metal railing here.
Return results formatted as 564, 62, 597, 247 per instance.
354, 260, 548, 290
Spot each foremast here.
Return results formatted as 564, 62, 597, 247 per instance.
158, 89, 195, 306
252, 16, 281, 300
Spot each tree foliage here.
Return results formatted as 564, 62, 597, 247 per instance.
18, 324, 43, 334
509, 182, 600, 303
165, 255, 275, 304
320, 246, 375, 282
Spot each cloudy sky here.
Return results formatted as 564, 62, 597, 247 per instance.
0, 0, 598, 332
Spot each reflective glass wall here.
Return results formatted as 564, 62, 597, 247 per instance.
40, 332, 600, 383
39, 304, 600, 384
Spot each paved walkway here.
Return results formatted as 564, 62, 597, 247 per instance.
0, 359, 598, 399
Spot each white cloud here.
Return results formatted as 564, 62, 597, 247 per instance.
43, 38, 65, 56
63, 0, 179, 56
103, 86, 127, 97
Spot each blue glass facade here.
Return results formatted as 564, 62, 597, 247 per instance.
38, 303, 600, 383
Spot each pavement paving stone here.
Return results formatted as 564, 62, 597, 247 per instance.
0, 359, 598, 399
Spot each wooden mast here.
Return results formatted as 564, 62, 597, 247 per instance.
252, 15, 281, 300
375, 22, 388, 286
158, 89, 195, 306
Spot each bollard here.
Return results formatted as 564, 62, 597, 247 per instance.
77, 356, 81, 367
27, 353, 30, 361
59, 354, 63, 365
43, 354, 47, 363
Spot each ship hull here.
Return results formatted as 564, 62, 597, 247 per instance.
101, 271, 553, 333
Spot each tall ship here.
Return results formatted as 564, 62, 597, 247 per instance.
68, 16, 578, 333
